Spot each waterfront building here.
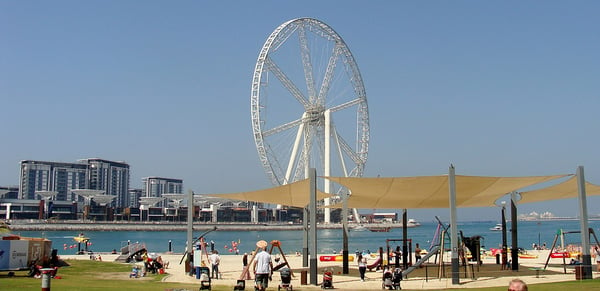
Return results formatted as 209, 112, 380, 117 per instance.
128, 188, 142, 208
0, 198, 77, 220
142, 177, 183, 208
0, 186, 19, 199
19, 160, 87, 201
82, 158, 130, 208
19, 159, 130, 207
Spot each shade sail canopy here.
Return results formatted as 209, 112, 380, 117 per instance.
324, 174, 569, 209
518, 176, 600, 204
205, 178, 330, 208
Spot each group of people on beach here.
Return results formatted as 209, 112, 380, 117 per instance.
129, 251, 168, 278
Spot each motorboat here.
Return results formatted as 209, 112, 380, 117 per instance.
407, 219, 421, 227
351, 225, 368, 231
489, 224, 502, 231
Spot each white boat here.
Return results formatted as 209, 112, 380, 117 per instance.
351, 225, 368, 231
407, 219, 421, 227
489, 224, 503, 231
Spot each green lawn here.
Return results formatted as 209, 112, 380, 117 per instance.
1, 260, 600, 291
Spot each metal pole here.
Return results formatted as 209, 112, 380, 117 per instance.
186, 189, 193, 275
324, 109, 331, 224
342, 194, 349, 274
309, 168, 318, 285
402, 209, 408, 269
448, 164, 459, 285
510, 192, 519, 271
577, 166, 592, 279
303, 207, 308, 268
501, 202, 507, 269
41, 268, 53, 291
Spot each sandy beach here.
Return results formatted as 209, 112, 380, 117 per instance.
60, 249, 598, 290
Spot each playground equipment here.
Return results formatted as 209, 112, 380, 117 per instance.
239, 240, 294, 281
401, 245, 440, 277
543, 228, 600, 274
385, 239, 413, 270
429, 217, 480, 280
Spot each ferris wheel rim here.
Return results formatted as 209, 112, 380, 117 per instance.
251, 17, 370, 186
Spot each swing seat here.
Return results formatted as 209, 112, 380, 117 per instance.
273, 262, 288, 271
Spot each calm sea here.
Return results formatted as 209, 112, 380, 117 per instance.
8, 220, 600, 255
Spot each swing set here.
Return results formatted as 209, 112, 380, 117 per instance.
543, 228, 600, 273
429, 216, 480, 279
239, 240, 294, 281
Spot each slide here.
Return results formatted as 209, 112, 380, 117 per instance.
402, 245, 441, 277
367, 256, 383, 271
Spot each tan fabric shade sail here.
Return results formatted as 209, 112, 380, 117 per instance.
324, 174, 569, 209
518, 176, 600, 204
205, 178, 330, 208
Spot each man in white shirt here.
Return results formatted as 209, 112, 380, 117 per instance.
253, 241, 272, 290
209, 250, 220, 279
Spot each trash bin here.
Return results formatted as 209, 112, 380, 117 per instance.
300, 270, 308, 285
575, 265, 583, 280
495, 254, 500, 264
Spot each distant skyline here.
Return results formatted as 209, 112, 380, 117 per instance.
2, 1, 599, 221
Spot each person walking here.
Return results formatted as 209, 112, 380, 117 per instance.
414, 243, 422, 262
253, 240, 272, 291
209, 250, 221, 279
595, 246, 600, 272
243, 252, 248, 267
357, 254, 367, 281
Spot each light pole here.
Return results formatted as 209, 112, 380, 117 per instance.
501, 201, 508, 270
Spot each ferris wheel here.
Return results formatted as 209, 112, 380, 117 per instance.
250, 18, 369, 221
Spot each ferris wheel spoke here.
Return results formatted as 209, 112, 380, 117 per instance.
298, 25, 317, 103
333, 128, 364, 165
264, 144, 286, 185
331, 125, 350, 177
317, 45, 341, 106
262, 117, 303, 137
264, 57, 310, 108
329, 98, 363, 113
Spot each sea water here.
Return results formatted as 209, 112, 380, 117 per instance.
9, 220, 600, 255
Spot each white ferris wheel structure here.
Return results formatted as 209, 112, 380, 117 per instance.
250, 18, 369, 223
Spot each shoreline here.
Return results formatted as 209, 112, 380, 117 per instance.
6, 221, 420, 232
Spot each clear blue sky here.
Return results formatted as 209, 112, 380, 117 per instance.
2, 1, 599, 221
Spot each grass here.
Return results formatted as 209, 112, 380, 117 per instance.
1, 260, 600, 290
0, 259, 200, 291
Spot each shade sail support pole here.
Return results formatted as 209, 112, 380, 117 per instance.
186, 189, 193, 275
577, 166, 592, 279
510, 192, 519, 271
449, 164, 459, 285
309, 168, 318, 285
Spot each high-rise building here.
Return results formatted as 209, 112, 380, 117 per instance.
142, 177, 183, 207
19, 160, 87, 201
19, 159, 130, 208
128, 188, 142, 208
80, 158, 130, 208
